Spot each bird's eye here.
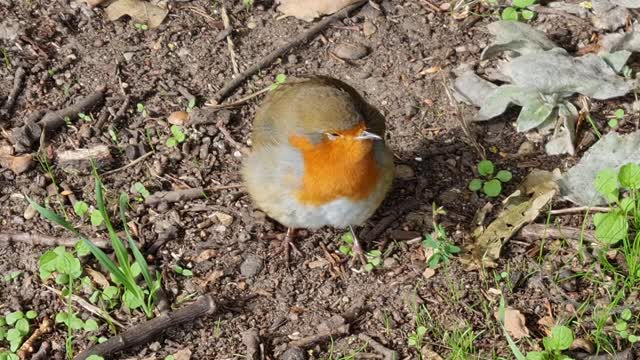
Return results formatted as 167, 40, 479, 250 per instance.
326, 132, 341, 140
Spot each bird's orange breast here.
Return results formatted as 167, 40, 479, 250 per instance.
288, 134, 380, 206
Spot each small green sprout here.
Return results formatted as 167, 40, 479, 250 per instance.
136, 103, 148, 117
243, 0, 254, 11
609, 108, 624, 128
502, 0, 536, 21
364, 250, 383, 272
1, 47, 11, 70
73, 201, 89, 217
408, 325, 427, 348
108, 128, 119, 143
338, 232, 354, 256
78, 112, 93, 122
616, 308, 638, 343
269, 74, 287, 91
131, 182, 151, 201
174, 266, 193, 277
3, 271, 22, 282
469, 159, 512, 197
166, 125, 187, 147
422, 224, 460, 269
186, 98, 196, 113
133, 23, 149, 31
525, 325, 574, 360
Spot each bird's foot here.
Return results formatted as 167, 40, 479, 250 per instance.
349, 226, 368, 268
272, 227, 303, 264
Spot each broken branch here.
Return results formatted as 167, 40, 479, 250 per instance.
0, 232, 111, 249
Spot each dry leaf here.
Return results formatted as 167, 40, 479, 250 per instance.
172, 348, 192, 360
194, 249, 218, 263
570, 338, 594, 353
0, 154, 34, 175
461, 169, 560, 270
537, 315, 555, 334
168, 111, 189, 126
421, 348, 444, 360
422, 267, 436, 279
495, 307, 530, 339
277, 0, 360, 21
86, 268, 110, 289
105, 0, 168, 29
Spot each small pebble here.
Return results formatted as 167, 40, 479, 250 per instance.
168, 111, 188, 126
333, 43, 369, 60
363, 19, 377, 36
240, 255, 263, 278
212, 211, 233, 226
287, 54, 298, 64
395, 164, 415, 179
281, 347, 306, 360
233, 150, 242, 158
23, 205, 37, 220
517, 141, 536, 156
125, 144, 140, 161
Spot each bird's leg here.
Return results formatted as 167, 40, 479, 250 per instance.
273, 227, 303, 263
349, 225, 368, 267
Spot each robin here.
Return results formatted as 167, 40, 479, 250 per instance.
242, 75, 394, 263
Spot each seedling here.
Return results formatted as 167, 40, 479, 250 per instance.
166, 125, 186, 147
593, 163, 640, 287
616, 308, 638, 343
364, 250, 382, 272
525, 325, 574, 360
243, 0, 253, 11
174, 265, 193, 277
338, 232, 355, 256
136, 102, 148, 117
269, 74, 287, 91
408, 325, 427, 349
78, 112, 93, 122
133, 23, 149, 31
3, 271, 22, 282
422, 224, 460, 269
469, 159, 512, 197
608, 108, 624, 128
502, 0, 536, 21
186, 98, 196, 113
1, 47, 11, 69
108, 128, 119, 144
131, 182, 151, 201
0, 310, 37, 355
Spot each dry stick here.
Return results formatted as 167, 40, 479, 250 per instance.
17, 317, 52, 360
94, 96, 130, 132
440, 71, 486, 159
39, 87, 106, 133
74, 293, 218, 360
518, 223, 598, 243
0, 232, 111, 249
288, 325, 350, 348
44, 285, 125, 328
208, 0, 368, 105
217, 118, 249, 154
549, 206, 610, 215
102, 151, 154, 176
206, 86, 271, 109
358, 334, 398, 360
31, 342, 50, 360
221, 6, 239, 75
145, 187, 206, 206
1, 66, 26, 116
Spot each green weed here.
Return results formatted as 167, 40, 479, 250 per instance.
469, 159, 512, 197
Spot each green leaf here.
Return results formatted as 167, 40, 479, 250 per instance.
73, 201, 89, 216
620, 197, 635, 213
547, 325, 573, 350
340, 232, 354, 244
84, 319, 99, 331
166, 137, 177, 147
521, 9, 535, 20
39, 250, 59, 280
428, 254, 441, 268
615, 108, 625, 119
171, 125, 185, 142
338, 245, 351, 255
165, 356, 176, 360
86, 356, 105, 360
608, 118, 619, 128
55, 312, 68, 324
618, 163, 640, 190
15, 318, 29, 335
469, 179, 483, 192
102, 286, 119, 300
595, 168, 619, 202
621, 308, 632, 321
6, 328, 21, 342
513, 0, 535, 7
132, 182, 150, 199
5, 311, 23, 325
616, 320, 628, 331
25, 310, 37, 320
182, 269, 193, 277
478, 160, 495, 177
483, 179, 502, 197
275, 74, 287, 84
594, 211, 628, 244
136, 103, 145, 113
75, 240, 91, 257
526, 352, 547, 360
501, 7, 519, 21
187, 98, 196, 110
90, 210, 104, 226
496, 170, 513, 183
70, 315, 84, 330
629, 334, 638, 343
123, 289, 144, 310
364, 263, 374, 272
417, 326, 428, 337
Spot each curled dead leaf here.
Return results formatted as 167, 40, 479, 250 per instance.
86, 268, 110, 289
277, 0, 360, 21
194, 249, 218, 263
422, 267, 436, 279
421, 348, 444, 360
105, 0, 168, 29
495, 307, 530, 339
0, 154, 34, 175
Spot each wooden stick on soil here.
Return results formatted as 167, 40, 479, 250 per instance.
0, 232, 111, 249
1, 66, 26, 118
17, 317, 52, 360
74, 293, 218, 360
358, 334, 398, 360
221, 6, 239, 75
207, 0, 368, 105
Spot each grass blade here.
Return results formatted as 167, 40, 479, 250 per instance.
119, 193, 154, 291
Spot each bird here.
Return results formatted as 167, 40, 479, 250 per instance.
242, 75, 394, 263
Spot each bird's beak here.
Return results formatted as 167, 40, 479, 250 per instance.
355, 130, 382, 141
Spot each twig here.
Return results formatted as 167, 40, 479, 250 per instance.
39, 87, 106, 132
518, 223, 597, 243
217, 118, 249, 154
74, 293, 218, 360
102, 151, 154, 177
208, 0, 368, 105
530, 5, 586, 22
221, 6, 239, 75
358, 334, 398, 360
549, 206, 610, 215
0, 232, 111, 249
94, 96, 129, 132
288, 325, 350, 348
1, 66, 26, 118
44, 285, 125, 329
145, 187, 206, 205
440, 71, 486, 159
206, 86, 271, 109
17, 317, 52, 360
31, 342, 50, 360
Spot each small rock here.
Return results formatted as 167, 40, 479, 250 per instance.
168, 111, 189, 126
517, 141, 535, 156
212, 211, 233, 226
438, 188, 461, 206
123, 52, 135, 62
124, 144, 140, 161
333, 43, 369, 60
383, 257, 398, 268
23, 205, 37, 220
395, 164, 414, 179
281, 347, 306, 360
148, 342, 161, 352
247, 21, 257, 29
362, 19, 377, 36
213, 225, 227, 233
240, 255, 263, 278
287, 54, 298, 64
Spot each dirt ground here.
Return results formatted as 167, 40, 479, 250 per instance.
1, 0, 639, 359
